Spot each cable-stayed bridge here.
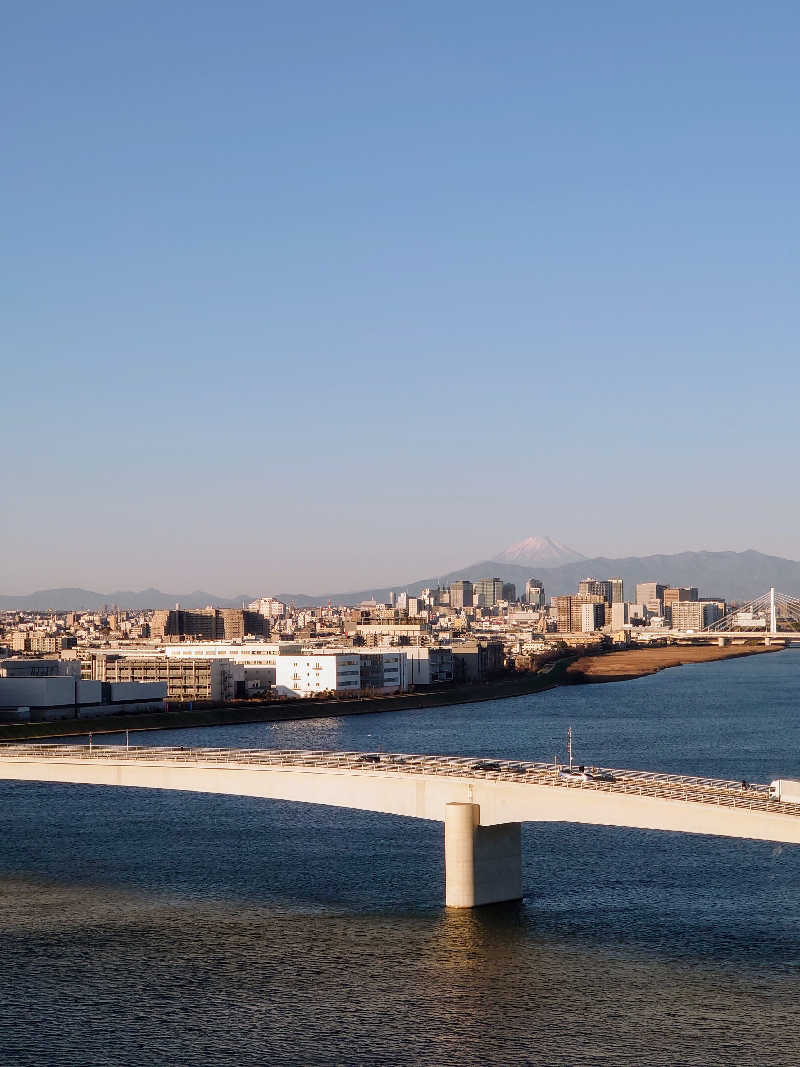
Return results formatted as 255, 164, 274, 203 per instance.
699, 587, 800, 642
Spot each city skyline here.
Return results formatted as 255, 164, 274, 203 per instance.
3, 543, 800, 607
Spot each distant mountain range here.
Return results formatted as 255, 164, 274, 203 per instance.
3, 549, 800, 611
0, 587, 252, 612
276, 549, 800, 606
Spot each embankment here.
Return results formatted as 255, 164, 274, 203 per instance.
0, 643, 782, 742
0, 660, 573, 741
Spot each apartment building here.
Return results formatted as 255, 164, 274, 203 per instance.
10, 632, 77, 654
670, 601, 724, 630
248, 597, 287, 618
663, 587, 699, 623
553, 594, 607, 633
150, 608, 267, 641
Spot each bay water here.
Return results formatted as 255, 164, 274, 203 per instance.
2, 649, 800, 1065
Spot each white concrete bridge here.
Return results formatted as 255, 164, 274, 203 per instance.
2, 743, 799, 907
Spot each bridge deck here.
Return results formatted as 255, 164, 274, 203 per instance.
1, 743, 797, 820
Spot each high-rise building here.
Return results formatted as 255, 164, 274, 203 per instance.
578, 578, 623, 604
501, 583, 517, 603
449, 580, 473, 609
473, 577, 504, 608
635, 583, 667, 615
525, 578, 545, 607
578, 578, 608, 600
663, 587, 698, 607
553, 594, 607, 632
580, 602, 605, 632
663, 587, 698, 625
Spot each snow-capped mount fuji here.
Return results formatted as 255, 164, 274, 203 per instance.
492, 536, 586, 568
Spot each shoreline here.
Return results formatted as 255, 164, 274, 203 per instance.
0, 662, 574, 741
565, 642, 782, 685
0, 643, 782, 742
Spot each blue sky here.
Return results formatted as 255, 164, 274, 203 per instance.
4, 2, 800, 594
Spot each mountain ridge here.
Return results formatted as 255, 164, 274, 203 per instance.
2, 549, 800, 610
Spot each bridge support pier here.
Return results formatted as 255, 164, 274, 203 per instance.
444, 802, 522, 908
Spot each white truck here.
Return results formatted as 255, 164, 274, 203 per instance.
768, 779, 800, 803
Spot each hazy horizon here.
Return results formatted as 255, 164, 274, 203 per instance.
5, 3, 800, 593
2, 540, 799, 600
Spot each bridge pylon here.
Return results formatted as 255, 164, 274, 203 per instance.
444, 802, 523, 907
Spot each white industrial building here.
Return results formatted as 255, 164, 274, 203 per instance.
0, 659, 165, 722
163, 642, 301, 692
274, 650, 406, 698
399, 646, 454, 686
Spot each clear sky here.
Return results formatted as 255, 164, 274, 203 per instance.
4, 2, 800, 595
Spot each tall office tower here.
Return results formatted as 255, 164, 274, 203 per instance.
608, 577, 624, 604
663, 587, 699, 609
635, 582, 667, 615
502, 583, 517, 603
525, 578, 545, 607
473, 577, 504, 608
578, 578, 602, 598
578, 577, 618, 604
449, 580, 473, 609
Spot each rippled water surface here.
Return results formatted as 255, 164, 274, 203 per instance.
3, 650, 800, 1065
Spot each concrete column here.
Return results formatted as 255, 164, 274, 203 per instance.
444, 802, 523, 908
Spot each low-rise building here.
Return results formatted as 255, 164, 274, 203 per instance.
670, 601, 724, 630
274, 650, 406, 697
0, 659, 165, 722
400, 646, 454, 686
85, 652, 232, 702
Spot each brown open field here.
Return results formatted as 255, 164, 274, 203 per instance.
566, 643, 781, 684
